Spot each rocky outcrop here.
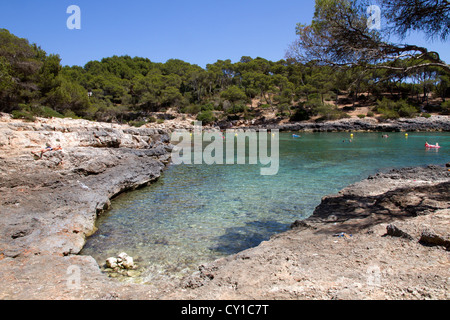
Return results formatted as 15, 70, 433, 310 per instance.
0, 115, 172, 259
238, 116, 450, 132
0, 114, 172, 152
306, 165, 450, 233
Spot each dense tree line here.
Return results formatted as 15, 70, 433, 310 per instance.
0, 27, 448, 125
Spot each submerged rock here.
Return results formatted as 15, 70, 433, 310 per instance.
105, 253, 136, 271
106, 257, 119, 269
118, 252, 135, 270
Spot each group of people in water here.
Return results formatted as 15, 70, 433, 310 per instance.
337, 134, 441, 148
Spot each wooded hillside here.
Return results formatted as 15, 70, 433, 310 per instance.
1, 25, 448, 126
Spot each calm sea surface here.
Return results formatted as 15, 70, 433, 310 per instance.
81, 132, 450, 283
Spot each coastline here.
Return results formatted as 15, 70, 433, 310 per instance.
0, 114, 449, 299
235, 115, 450, 132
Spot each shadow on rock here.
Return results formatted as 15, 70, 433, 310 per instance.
309, 181, 450, 235
210, 220, 288, 255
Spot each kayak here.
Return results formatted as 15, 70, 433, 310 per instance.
425, 143, 441, 149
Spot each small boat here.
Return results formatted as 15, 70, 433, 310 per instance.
425, 143, 441, 149
292, 134, 301, 138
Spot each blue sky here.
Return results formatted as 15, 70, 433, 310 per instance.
1, 0, 448, 68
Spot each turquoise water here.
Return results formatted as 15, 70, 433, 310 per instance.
81, 132, 450, 283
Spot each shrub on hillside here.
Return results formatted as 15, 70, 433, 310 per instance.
200, 103, 215, 112
225, 104, 247, 115
183, 105, 201, 115
375, 98, 418, 119
315, 103, 350, 121
129, 120, 146, 127
34, 106, 65, 118
290, 107, 311, 121
63, 110, 82, 119
11, 104, 65, 121
197, 110, 216, 124
11, 109, 35, 122
397, 100, 419, 118
441, 101, 450, 115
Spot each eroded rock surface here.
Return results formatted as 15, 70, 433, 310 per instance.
0, 115, 178, 299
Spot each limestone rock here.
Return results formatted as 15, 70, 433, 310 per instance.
118, 252, 135, 270
106, 253, 136, 271
105, 257, 118, 269
0, 116, 171, 259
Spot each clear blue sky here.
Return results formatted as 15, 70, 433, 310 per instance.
1, 0, 448, 68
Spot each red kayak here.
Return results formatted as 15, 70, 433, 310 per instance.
425, 143, 441, 149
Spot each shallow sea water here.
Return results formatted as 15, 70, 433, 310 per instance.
80, 132, 450, 283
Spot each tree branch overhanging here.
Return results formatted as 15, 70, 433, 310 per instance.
286, 0, 450, 75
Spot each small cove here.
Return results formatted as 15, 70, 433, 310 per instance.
80, 132, 450, 283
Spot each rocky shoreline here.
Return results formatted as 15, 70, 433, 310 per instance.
0, 114, 449, 300
0, 114, 180, 299
237, 115, 450, 132
0, 114, 173, 258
